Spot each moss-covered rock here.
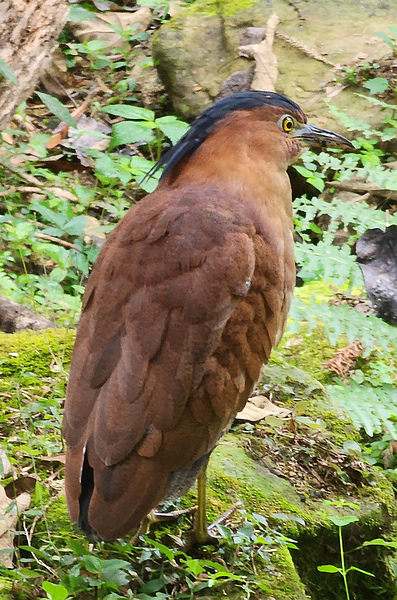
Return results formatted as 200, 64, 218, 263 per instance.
1, 328, 397, 599
153, 0, 395, 131
207, 426, 397, 600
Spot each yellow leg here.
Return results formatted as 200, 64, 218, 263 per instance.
193, 468, 211, 544
192, 467, 242, 545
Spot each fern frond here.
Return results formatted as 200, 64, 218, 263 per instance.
289, 299, 397, 356
328, 383, 397, 438
295, 242, 363, 287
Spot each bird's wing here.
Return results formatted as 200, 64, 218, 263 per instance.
63, 187, 256, 469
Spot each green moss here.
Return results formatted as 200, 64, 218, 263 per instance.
276, 325, 337, 385
0, 329, 74, 378
41, 495, 90, 551
262, 545, 308, 600
209, 437, 325, 534
0, 329, 74, 414
175, 0, 264, 19
220, 0, 258, 17
0, 577, 30, 600
171, 0, 219, 18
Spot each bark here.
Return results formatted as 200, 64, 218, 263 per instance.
0, 0, 69, 129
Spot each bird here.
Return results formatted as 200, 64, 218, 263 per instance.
63, 91, 353, 543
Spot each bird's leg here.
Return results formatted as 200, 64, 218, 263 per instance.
190, 467, 243, 546
193, 467, 211, 544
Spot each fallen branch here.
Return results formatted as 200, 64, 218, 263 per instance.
328, 179, 397, 201
276, 31, 338, 68
35, 232, 78, 249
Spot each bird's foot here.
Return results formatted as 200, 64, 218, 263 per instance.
186, 501, 243, 549
130, 506, 198, 544
151, 506, 198, 522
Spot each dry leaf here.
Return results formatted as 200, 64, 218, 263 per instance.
38, 453, 66, 465
46, 95, 93, 150
325, 340, 365, 378
61, 115, 111, 155
4, 475, 37, 499
45, 187, 78, 202
168, 1, 184, 17
0, 486, 30, 567
69, 9, 152, 51
236, 395, 290, 422
84, 215, 106, 247
40, 48, 72, 98
0, 450, 12, 479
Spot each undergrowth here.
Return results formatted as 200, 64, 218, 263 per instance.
1, 3, 397, 598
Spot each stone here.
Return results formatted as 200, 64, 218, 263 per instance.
152, 0, 396, 132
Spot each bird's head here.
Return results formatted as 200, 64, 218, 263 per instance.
146, 91, 353, 186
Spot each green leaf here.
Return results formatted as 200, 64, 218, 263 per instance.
32, 203, 68, 229
0, 58, 17, 84
362, 538, 397, 548
83, 554, 102, 574
42, 581, 69, 600
140, 578, 165, 594
19, 567, 42, 578
375, 31, 395, 49
307, 176, 325, 192
95, 153, 132, 185
328, 516, 359, 527
148, 539, 176, 561
183, 558, 205, 576
347, 566, 375, 577
36, 92, 76, 128
13, 221, 33, 240
49, 268, 68, 283
110, 121, 155, 149
63, 215, 87, 236
101, 105, 155, 121
317, 565, 340, 573
155, 116, 190, 145
363, 77, 389, 95
67, 5, 96, 22
271, 513, 305, 526
342, 440, 362, 455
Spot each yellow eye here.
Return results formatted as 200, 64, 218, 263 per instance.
281, 115, 295, 133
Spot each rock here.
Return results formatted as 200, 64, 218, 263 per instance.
356, 225, 397, 326
0, 294, 55, 333
204, 361, 397, 599
152, 0, 396, 131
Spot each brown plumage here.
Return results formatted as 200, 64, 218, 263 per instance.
63, 92, 352, 541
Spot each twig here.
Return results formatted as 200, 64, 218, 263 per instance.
35, 232, 78, 249
328, 179, 397, 200
0, 155, 44, 186
288, 0, 306, 20
275, 31, 338, 68
22, 518, 58, 576
28, 489, 63, 542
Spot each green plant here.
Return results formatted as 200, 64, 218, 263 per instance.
42, 581, 69, 600
317, 501, 374, 600
318, 500, 397, 599
375, 27, 397, 55
100, 103, 189, 155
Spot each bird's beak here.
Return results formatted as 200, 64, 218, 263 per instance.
292, 123, 354, 149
